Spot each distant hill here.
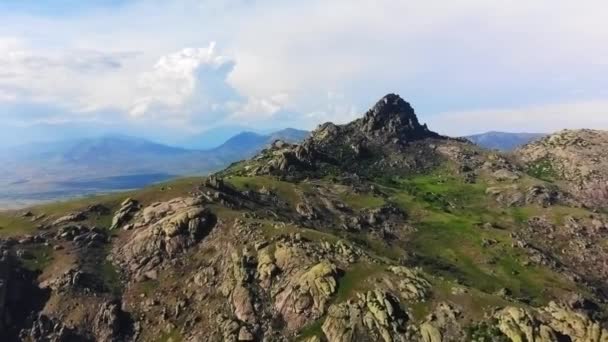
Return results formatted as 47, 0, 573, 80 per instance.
465, 131, 545, 151
0, 129, 309, 206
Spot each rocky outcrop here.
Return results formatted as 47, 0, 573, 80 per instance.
517, 129, 608, 208
52, 212, 86, 226
93, 300, 134, 341
355, 94, 441, 143
544, 301, 608, 342
110, 198, 139, 230
231, 94, 452, 179
322, 290, 408, 342
495, 307, 557, 342
111, 197, 216, 278
274, 261, 339, 331
22, 314, 81, 342
419, 303, 464, 342
386, 266, 430, 301
495, 302, 608, 342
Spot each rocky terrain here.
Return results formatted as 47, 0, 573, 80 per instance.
1, 94, 608, 341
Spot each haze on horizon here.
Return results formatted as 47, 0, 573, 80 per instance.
1, 0, 608, 147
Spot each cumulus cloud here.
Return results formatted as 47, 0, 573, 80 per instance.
130, 42, 235, 118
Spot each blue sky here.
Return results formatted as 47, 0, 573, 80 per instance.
1, 0, 607, 147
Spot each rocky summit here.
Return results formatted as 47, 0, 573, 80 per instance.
1, 94, 608, 341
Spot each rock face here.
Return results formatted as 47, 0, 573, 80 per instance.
495, 303, 608, 342
110, 197, 139, 230
516, 129, 608, 208
322, 290, 408, 342
274, 261, 338, 330
355, 94, 441, 142
111, 197, 216, 278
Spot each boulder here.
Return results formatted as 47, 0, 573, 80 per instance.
322, 290, 408, 342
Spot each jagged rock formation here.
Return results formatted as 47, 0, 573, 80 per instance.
516, 129, 608, 208
227, 94, 461, 179
322, 290, 409, 342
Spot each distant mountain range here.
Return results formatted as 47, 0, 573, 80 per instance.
465, 131, 545, 151
0, 129, 308, 207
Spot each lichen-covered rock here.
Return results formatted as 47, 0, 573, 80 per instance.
274, 261, 338, 331
321, 290, 408, 342
256, 247, 278, 289
387, 266, 430, 301
110, 197, 139, 230
111, 198, 216, 277
544, 301, 608, 342
495, 307, 557, 342
419, 303, 464, 342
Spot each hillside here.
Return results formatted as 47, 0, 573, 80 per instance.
1, 95, 607, 341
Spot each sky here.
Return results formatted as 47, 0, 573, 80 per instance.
1, 0, 607, 147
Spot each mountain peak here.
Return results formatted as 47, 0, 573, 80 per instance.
355, 93, 439, 142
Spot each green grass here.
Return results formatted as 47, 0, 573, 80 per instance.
376, 171, 580, 304
0, 213, 37, 237
334, 263, 381, 303
297, 318, 325, 340
99, 259, 123, 296
339, 192, 385, 210
20, 245, 54, 272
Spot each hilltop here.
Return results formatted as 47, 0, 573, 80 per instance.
1, 95, 607, 341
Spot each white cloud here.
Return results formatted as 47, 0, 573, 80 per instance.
427, 100, 608, 136
130, 42, 235, 118
0, 37, 138, 112
0, 0, 607, 135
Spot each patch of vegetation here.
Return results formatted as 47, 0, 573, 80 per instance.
466, 322, 509, 342
334, 263, 382, 303
526, 158, 558, 182
377, 170, 579, 305
297, 318, 325, 340
0, 213, 37, 237
99, 259, 123, 296
156, 328, 183, 342
339, 192, 385, 210
138, 279, 160, 297
20, 245, 54, 272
